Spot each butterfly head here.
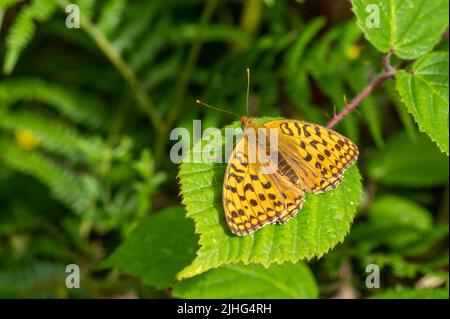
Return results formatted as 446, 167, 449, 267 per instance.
241, 116, 259, 130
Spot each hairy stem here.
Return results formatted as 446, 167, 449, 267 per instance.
326, 51, 397, 129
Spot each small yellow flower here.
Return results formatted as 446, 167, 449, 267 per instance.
346, 44, 362, 60
15, 129, 40, 150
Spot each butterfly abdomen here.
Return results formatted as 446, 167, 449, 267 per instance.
277, 153, 299, 184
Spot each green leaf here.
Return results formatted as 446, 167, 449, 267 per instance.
370, 287, 449, 299
396, 52, 449, 155
351, 0, 449, 59
396, 224, 449, 257
103, 207, 198, 289
367, 131, 449, 187
177, 118, 362, 279
369, 195, 432, 231
173, 262, 318, 299
350, 222, 448, 257
367, 195, 433, 249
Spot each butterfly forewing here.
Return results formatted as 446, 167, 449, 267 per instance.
223, 134, 305, 236
263, 120, 359, 193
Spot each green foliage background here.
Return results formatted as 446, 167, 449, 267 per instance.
0, 0, 448, 299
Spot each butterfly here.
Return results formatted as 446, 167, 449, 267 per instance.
197, 70, 359, 236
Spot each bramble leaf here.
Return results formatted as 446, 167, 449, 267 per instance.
352, 0, 449, 59
369, 195, 432, 232
103, 207, 198, 289
177, 118, 362, 279
173, 262, 318, 299
365, 195, 434, 250
396, 52, 449, 155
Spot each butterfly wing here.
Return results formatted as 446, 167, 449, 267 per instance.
223, 135, 305, 236
264, 120, 358, 193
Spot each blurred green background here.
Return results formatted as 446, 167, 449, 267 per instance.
0, 0, 448, 298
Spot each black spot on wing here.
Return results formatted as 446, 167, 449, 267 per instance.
262, 181, 271, 189
243, 183, 255, 193
280, 122, 294, 136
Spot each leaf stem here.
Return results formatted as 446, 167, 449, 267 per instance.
326, 51, 397, 129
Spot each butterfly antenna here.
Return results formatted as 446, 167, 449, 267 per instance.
246, 68, 250, 116
195, 100, 239, 117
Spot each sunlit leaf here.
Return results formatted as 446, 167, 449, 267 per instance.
396, 52, 449, 155
173, 262, 318, 299
352, 0, 449, 59
177, 118, 362, 279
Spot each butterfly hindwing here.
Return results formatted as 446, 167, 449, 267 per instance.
263, 120, 359, 193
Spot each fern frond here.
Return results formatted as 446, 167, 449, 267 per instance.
142, 51, 181, 90
283, 17, 326, 70
176, 24, 252, 46
112, 2, 158, 54
0, 262, 66, 297
3, 0, 57, 74
359, 94, 384, 148
74, 0, 97, 19
285, 70, 325, 124
0, 109, 106, 163
128, 17, 173, 72
302, 23, 361, 141
0, 138, 90, 213
96, 0, 125, 37
0, 78, 107, 129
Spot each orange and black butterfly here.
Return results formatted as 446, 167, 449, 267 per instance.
197, 69, 358, 236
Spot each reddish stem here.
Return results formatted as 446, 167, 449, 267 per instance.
326, 52, 396, 129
